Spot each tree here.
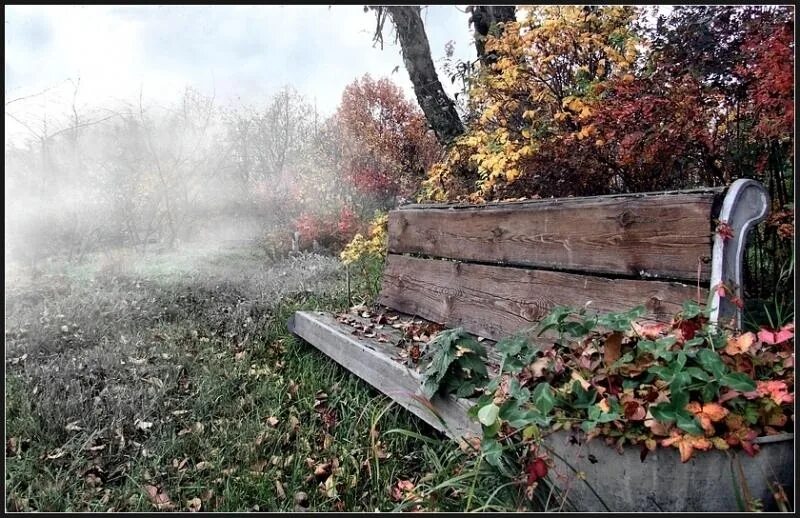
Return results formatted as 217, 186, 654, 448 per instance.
370, 5, 465, 146
467, 5, 516, 66
332, 74, 441, 214
421, 5, 641, 201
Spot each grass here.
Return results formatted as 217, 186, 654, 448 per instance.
5, 246, 536, 512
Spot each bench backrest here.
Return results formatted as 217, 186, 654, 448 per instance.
378, 179, 769, 341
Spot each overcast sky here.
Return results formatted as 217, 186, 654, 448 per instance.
4, 5, 476, 142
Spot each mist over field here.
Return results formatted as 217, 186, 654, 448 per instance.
4, 5, 470, 282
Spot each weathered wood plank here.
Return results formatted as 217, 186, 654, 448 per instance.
390, 191, 720, 281
288, 311, 480, 440
379, 255, 705, 342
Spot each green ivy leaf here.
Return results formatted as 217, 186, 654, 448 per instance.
675, 351, 687, 369
571, 380, 597, 409
478, 403, 500, 427
697, 349, 726, 378
650, 402, 676, 422
455, 380, 478, 398
684, 337, 705, 347
701, 382, 719, 403
686, 367, 710, 381
480, 436, 504, 468
500, 401, 548, 428
649, 365, 674, 381
675, 413, 704, 436
682, 300, 702, 319
669, 371, 691, 393
508, 378, 530, 401
535, 306, 573, 336
720, 372, 756, 392
496, 335, 526, 356
531, 382, 556, 415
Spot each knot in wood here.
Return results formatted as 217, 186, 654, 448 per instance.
616, 210, 638, 228
646, 296, 663, 312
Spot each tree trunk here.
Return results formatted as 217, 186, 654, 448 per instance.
385, 6, 465, 146
469, 6, 516, 66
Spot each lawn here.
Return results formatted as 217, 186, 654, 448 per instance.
4, 246, 532, 512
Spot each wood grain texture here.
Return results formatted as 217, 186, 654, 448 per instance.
288, 311, 481, 440
379, 255, 705, 342
390, 191, 720, 281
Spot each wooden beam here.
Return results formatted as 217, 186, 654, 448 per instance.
288, 311, 481, 440
390, 190, 720, 281
379, 255, 704, 342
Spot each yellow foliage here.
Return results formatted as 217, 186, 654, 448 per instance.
420, 5, 641, 201
340, 213, 388, 265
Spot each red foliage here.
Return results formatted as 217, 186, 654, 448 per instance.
334, 75, 441, 202
294, 205, 362, 250
525, 457, 548, 485
737, 19, 794, 139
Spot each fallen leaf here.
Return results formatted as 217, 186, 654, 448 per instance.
144, 485, 175, 511
644, 412, 672, 437
391, 479, 416, 502
686, 402, 729, 434
661, 431, 712, 463
631, 321, 668, 340
287, 380, 299, 398
250, 460, 268, 474
65, 421, 83, 432
85, 472, 103, 487
623, 401, 646, 421
571, 371, 591, 390
758, 323, 794, 345
195, 461, 211, 472
266, 416, 279, 427
747, 380, 794, 405
294, 491, 309, 509
134, 419, 153, 432
6, 437, 18, 457
724, 332, 757, 355
187, 497, 202, 512
314, 462, 331, 479
527, 357, 550, 380
275, 480, 286, 500
322, 474, 337, 498
45, 448, 67, 460
603, 332, 623, 367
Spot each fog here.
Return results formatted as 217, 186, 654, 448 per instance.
4, 5, 476, 285
6, 84, 338, 278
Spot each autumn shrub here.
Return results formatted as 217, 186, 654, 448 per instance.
333, 75, 441, 211
340, 213, 388, 301
422, 5, 793, 205
293, 205, 363, 252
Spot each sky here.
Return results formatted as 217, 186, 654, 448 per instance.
4, 5, 476, 143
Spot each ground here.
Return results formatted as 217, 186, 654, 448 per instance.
4, 245, 525, 512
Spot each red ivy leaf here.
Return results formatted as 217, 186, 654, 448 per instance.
758, 323, 794, 345
716, 221, 734, 241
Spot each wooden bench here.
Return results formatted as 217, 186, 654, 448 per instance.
288, 179, 774, 509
